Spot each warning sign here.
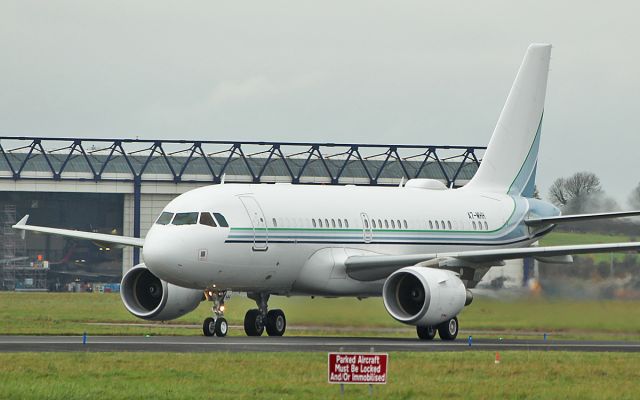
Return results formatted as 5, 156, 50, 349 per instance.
327, 352, 388, 384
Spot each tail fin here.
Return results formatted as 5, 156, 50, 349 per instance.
463, 43, 551, 196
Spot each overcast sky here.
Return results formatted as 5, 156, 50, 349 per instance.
1, 1, 639, 204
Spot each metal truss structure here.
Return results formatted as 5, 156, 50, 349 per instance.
0, 136, 484, 186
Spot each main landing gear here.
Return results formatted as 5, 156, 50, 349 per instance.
244, 292, 287, 337
203, 290, 229, 337
416, 317, 459, 341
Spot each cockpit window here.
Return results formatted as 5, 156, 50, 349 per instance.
156, 212, 174, 225
213, 213, 229, 227
172, 212, 199, 225
199, 212, 217, 227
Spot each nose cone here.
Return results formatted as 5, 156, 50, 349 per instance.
143, 226, 189, 284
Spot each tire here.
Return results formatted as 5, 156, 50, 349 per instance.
438, 317, 459, 341
215, 317, 228, 337
416, 325, 437, 340
203, 317, 216, 337
244, 309, 265, 336
265, 309, 286, 337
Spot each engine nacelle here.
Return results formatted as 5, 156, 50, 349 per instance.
382, 266, 467, 326
120, 264, 203, 321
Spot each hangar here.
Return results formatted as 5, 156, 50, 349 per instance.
0, 136, 489, 290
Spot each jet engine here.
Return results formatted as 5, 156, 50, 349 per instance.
382, 266, 469, 326
120, 264, 203, 321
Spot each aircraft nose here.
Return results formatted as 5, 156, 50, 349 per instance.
142, 227, 186, 281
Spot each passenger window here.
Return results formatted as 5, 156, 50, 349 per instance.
378, 219, 382, 229
384, 220, 389, 229
325, 219, 329, 228
331, 219, 336, 228
199, 212, 217, 227
472, 221, 477, 230
435, 220, 439, 230
403, 220, 408, 229
391, 220, 396, 229
173, 212, 198, 225
372, 219, 377, 229
428, 220, 433, 229
441, 220, 445, 230
213, 213, 229, 227
397, 220, 401, 229
312, 219, 316, 228
344, 219, 349, 228
364, 219, 369, 229
484, 221, 489, 230
319, 219, 323, 228
447, 221, 452, 230
338, 219, 343, 228
156, 212, 174, 225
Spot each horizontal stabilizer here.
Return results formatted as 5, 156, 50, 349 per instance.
13, 215, 145, 248
525, 210, 640, 226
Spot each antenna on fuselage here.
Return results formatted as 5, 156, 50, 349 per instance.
221, 173, 226, 184
399, 177, 405, 187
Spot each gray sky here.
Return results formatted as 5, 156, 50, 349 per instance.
1, 1, 639, 204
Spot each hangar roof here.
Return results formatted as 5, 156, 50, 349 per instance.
0, 137, 484, 186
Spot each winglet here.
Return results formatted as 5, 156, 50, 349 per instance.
13, 215, 29, 239
13, 214, 29, 228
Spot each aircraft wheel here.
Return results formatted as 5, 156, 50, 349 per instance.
416, 325, 437, 340
214, 317, 228, 337
244, 309, 265, 336
438, 317, 459, 341
203, 317, 216, 337
265, 309, 286, 336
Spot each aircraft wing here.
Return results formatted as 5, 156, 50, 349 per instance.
525, 210, 640, 226
12, 215, 144, 248
345, 241, 640, 281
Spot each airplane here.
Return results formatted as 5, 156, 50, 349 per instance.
13, 43, 640, 340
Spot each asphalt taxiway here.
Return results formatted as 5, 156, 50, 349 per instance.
1, 335, 639, 353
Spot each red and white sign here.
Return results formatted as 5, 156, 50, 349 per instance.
328, 352, 388, 384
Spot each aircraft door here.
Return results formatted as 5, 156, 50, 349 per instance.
360, 212, 373, 243
239, 195, 268, 251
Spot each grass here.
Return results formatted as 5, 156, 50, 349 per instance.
540, 231, 637, 263
1, 292, 640, 340
1, 352, 639, 399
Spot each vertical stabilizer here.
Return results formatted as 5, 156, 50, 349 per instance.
463, 44, 551, 196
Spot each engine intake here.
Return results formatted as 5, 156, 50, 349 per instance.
382, 266, 467, 326
120, 264, 203, 321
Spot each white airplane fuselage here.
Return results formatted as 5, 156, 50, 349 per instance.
142, 182, 558, 296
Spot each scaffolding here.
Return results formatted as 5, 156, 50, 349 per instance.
1, 204, 47, 291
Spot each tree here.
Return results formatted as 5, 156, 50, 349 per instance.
549, 178, 569, 206
532, 185, 541, 200
628, 182, 640, 210
548, 171, 605, 213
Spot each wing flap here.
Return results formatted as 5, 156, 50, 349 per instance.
345, 242, 640, 281
13, 215, 144, 248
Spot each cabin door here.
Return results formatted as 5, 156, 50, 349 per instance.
239, 195, 268, 251
360, 212, 373, 243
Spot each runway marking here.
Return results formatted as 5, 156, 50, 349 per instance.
3, 339, 640, 349
2, 336, 640, 353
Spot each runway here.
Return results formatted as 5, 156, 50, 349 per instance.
1, 335, 640, 353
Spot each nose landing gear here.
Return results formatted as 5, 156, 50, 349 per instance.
244, 292, 286, 337
203, 290, 228, 337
